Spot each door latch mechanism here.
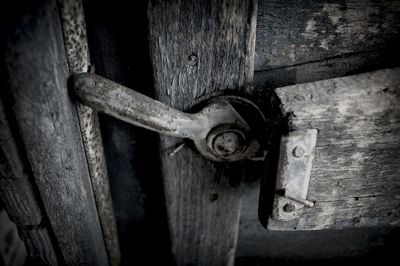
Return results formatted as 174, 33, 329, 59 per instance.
72, 73, 267, 162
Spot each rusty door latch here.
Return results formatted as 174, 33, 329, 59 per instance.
72, 73, 267, 162
72, 73, 318, 223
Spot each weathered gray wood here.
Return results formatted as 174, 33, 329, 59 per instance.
270, 68, 400, 230
2, 0, 108, 264
0, 179, 42, 227
0, 101, 43, 226
255, 0, 400, 71
254, 50, 400, 90
253, 0, 400, 90
0, 93, 57, 265
18, 227, 57, 266
148, 0, 257, 264
0, 210, 27, 266
237, 180, 397, 260
0, 100, 25, 181
57, 1, 120, 264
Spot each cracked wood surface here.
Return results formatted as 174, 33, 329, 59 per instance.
148, 0, 257, 264
271, 68, 400, 230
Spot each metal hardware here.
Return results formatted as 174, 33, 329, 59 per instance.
72, 73, 266, 162
272, 129, 318, 221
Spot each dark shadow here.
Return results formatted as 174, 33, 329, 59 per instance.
83, 0, 173, 265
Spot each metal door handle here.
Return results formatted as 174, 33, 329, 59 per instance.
72, 73, 266, 162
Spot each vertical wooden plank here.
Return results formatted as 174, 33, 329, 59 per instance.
18, 227, 57, 265
2, 0, 108, 264
0, 81, 58, 265
0, 100, 43, 226
148, 0, 258, 265
57, 1, 120, 265
0, 210, 26, 266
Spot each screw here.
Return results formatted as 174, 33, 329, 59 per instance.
187, 53, 198, 66
168, 142, 186, 157
292, 145, 305, 158
212, 131, 245, 156
283, 203, 296, 213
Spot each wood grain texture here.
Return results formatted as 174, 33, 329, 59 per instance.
270, 68, 400, 230
0, 210, 27, 266
0, 100, 43, 226
0, 179, 42, 227
0, 102, 25, 181
253, 0, 400, 91
0, 85, 56, 264
18, 227, 57, 266
57, 1, 120, 264
255, 0, 400, 71
237, 180, 400, 260
254, 50, 400, 90
2, 0, 108, 264
148, 0, 257, 264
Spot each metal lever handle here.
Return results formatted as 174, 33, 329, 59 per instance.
72, 73, 266, 162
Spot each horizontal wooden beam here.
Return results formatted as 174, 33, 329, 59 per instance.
255, 0, 400, 71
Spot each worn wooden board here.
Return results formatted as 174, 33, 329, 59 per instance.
254, 0, 400, 90
2, 0, 108, 264
268, 68, 400, 230
0, 100, 43, 226
148, 0, 257, 264
236, 180, 399, 261
254, 50, 400, 90
0, 179, 42, 227
57, 0, 120, 264
0, 210, 27, 266
18, 227, 58, 265
255, 0, 400, 71
0, 80, 57, 265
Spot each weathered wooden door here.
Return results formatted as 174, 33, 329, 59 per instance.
1, 0, 399, 265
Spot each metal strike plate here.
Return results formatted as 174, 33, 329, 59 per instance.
271, 129, 318, 223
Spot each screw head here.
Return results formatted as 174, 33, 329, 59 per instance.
212, 131, 245, 157
283, 203, 296, 213
187, 54, 198, 66
292, 145, 306, 158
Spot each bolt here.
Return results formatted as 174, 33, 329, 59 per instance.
292, 145, 305, 158
212, 131, 245, 156
187, 53, 198, 66
283, 203, 296, 213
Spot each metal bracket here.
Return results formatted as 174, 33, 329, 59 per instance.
271, 129, 318, 222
